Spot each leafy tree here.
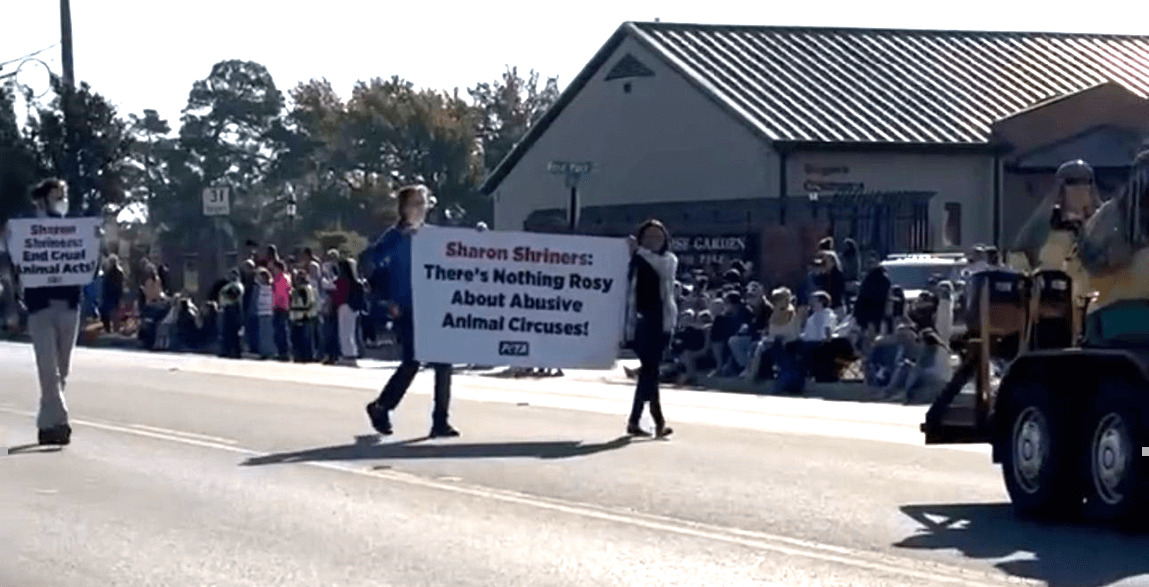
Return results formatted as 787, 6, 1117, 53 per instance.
0, 85, 40, 221
345, 76, 484, 224
469, 66, 560, 171
157, 60, 285, 253
126, 108, 172, 215
24, 78, 135, 215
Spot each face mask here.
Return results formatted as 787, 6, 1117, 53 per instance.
47, 198, 68, 217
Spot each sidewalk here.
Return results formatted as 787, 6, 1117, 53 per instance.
4, 330, 889, 405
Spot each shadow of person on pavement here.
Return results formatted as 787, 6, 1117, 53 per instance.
4, 443, 63, 455
895, 503, 1149, 587
240, 435, 634, 466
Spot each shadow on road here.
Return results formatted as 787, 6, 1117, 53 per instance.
240, 434, 634, 466
895, 503, 1149, 587
4, 443, 63, 455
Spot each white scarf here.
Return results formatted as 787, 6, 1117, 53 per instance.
624, 248, 678, 341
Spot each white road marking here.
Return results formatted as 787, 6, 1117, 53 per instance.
128, 424, 237, 445
0, 406, 1029, 587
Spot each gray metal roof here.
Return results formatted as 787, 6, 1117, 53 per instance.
480, 22, 1149, 194
633, 23, 1149, 145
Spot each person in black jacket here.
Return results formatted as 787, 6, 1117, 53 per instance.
5, 179, 87, 445
622, 219, 678, 438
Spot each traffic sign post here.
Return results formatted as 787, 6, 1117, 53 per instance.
202, 186, 230, 282
202, 186, 230, 217
548, 160, 593, 232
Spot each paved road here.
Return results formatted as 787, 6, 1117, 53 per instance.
1, 342, 1145, 587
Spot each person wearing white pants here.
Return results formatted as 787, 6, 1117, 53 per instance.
334, 257, 361, 366
338, 301, 358, 362
1, 179, 89, 446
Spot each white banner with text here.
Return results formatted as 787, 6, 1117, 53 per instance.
5, 217, 102, 288
410, 226, 629, 368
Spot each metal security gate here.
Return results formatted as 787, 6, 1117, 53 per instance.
824, 191, 935, 258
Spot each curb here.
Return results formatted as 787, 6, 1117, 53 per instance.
4, 334, 897, 405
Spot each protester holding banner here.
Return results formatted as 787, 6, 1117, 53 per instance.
0, 178, 99, 446
365, 184, 460, 438
623, 219, 677, 438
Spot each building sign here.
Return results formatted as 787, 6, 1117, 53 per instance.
803, 163, 864, 193
670, 234, 759, 271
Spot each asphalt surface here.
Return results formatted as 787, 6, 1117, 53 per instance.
1, 342, 1146, 587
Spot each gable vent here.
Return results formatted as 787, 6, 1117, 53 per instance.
604, 53, 655, 81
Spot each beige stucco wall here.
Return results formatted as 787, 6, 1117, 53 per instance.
785, 151, 996, 252
490, 34, 778, 232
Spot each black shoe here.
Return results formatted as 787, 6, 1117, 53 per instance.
627, 424, 651, 437
429, 424, 460, 438
655, 425, 674, 438
366, 402, 393, 435
38, 424, 71, 446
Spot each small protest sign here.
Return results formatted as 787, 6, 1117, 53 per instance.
5, 217, 102, 288
410, 226, 629, 369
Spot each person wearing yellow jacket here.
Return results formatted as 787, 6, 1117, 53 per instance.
289, 270, 318, 363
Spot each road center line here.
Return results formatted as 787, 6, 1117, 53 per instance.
128, 424, 238, 445
0, 406, 1029, 587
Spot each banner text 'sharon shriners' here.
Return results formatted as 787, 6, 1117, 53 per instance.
410, 226, 630, 369
5, 217, 102, 289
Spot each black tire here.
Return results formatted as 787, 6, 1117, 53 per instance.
1081, 381, 1148, 526
1000, 383, 1081, 519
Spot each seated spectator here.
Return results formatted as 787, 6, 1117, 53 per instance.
748, 287, 800, 382
729, 287, 772, 378
663, 308, 714, 384
710, 290, 753, 376
869, 322, 920, 394
897, 328, 953, 404
777, 290, 837, 394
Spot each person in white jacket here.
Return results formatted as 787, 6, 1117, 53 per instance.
622, 219, 678, 438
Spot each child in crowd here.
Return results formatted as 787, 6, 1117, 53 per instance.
255, 268, 275, 359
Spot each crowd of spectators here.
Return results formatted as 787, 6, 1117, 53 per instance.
632, 238, 998, 404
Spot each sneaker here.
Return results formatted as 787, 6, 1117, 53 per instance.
429, 424, 460, 438
37, 424, 71, 446
365, 402, 393, 435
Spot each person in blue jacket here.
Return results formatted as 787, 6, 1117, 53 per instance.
364, 184, 460, 438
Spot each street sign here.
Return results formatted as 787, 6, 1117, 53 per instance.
202, 187, 230, 217
547, 161, 593, 175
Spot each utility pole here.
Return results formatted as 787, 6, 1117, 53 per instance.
59, 0, 78, 210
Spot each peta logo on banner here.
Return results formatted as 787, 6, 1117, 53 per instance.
498, 341, 530, 356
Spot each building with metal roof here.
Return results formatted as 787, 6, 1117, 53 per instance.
480, 22, 1149, 285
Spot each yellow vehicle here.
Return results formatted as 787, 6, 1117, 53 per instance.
922, 156, 1149, 525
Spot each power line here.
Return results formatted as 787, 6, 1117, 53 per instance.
0, 42, 60, 69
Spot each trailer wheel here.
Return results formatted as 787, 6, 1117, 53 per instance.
1082, 383, 1147, 525
1001, 384, 1080, 519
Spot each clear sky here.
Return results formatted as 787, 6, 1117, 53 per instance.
2, 0, 1143, 133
